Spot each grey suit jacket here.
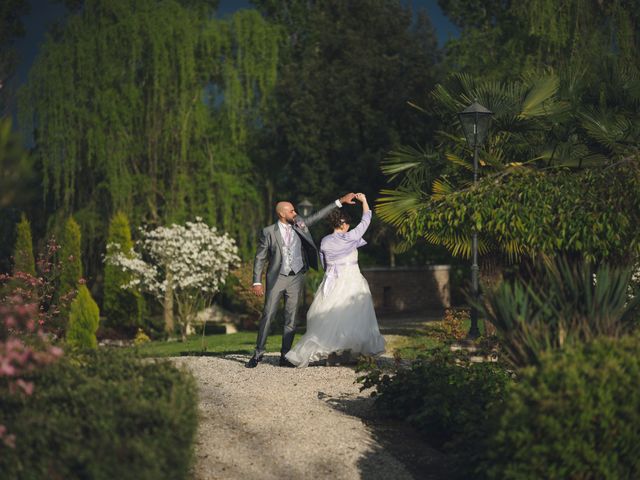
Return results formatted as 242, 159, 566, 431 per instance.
252, 202, 337, 292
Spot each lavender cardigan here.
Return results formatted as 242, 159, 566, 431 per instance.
319, 210, 372, 294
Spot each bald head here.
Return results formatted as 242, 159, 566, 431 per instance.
276, 201, 296, 224
275, 201, 293, 215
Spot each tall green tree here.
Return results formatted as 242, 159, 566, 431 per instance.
378, 68, 640, 262
59, 217, 82, 298
0, 116, 34, 274
19, 0, 281, 280
103, 212, 144, 331
0, 117, 34, 210
12, 214, 35, 276
438, 0, 640, 82
252, 0, 441, 212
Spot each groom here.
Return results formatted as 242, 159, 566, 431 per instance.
245, 193, 356, 368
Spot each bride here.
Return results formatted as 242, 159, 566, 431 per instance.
285, 193, 385, 367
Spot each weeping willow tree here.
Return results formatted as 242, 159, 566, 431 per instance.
19, 0, 281, 275
441, 0, 640, 82
513, 0, 640, 71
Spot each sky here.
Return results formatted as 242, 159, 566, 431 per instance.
12, 0, 459, 101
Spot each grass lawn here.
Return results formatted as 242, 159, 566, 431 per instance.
135, 331, 283, 358
134, 318, 488, 360
135, 331, 442, 360
383, 317, 488, 360
386, 334, 441, 360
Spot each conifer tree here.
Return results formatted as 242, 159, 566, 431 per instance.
66, 284, 100, 349
103, 212, 144, 331
12, 214, 35, 275
59, 217, 82, 298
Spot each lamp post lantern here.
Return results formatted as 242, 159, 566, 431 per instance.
298, 198, 314, 218
297, 198, 314, 312
458, 100, 493, 339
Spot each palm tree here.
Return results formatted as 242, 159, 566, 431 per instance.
378, 70, 565, 259
377, 62, 640, 262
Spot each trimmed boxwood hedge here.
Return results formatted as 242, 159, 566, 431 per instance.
0, 349, 198, 480
483, 335, 640, 479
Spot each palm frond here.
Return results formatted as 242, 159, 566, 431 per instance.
579, 108, 629, 152
381, 145, 427, 178
424, 231, 491, 258
375, 188, 423, 227
518, 74, 560, 119
430, 83, 464, 114
406, 100, 429, 114
431, 177, 456, 200
502, 239, 526, 263
579, 152, 611, 167
393, 239, 415, 254
444, 152, 473, 171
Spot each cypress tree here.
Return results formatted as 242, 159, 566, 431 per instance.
59, 217, 82, 298
103, 212, 144, 331
12, 214, 36, 276
66, 284, 100, 349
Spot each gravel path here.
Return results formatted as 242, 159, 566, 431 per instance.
172, 354, 449, 480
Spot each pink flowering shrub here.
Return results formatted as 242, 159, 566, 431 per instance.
0, 296, 64, 447
0, 238, 69, 448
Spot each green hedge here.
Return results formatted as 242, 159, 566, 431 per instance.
483, 335, 640, 479
358, 347, 511, 448
0, 349, 198, 480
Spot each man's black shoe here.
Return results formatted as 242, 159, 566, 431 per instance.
279, 356, 295, 368
245, 355, 262, 368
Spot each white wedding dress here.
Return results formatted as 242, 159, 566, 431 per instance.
286, 249, 385, 367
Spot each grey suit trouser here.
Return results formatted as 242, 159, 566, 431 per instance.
255, 272, 304, 357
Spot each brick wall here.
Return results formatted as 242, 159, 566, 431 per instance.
361, 266, 450, 314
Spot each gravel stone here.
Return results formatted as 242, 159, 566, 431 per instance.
172, 354, 448, 480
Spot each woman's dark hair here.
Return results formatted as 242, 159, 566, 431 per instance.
327, 208, 351, 229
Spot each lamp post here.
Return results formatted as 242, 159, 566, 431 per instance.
298, 198, 314, 218
297, 198, 314, 312
458, 101, 493, 339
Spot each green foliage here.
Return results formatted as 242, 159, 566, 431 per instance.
103, 212, 144, 331
12, 214, 35, 275
358, 347, 511, 449
478, 257, 639, 369
425, 308, 469, 342
378, 66, 640, 259
19, 0, 281, 273
59, 216, 82, 297
0, 349, 198, 480
225, 262, 267, 325
483, 335, 640, 479
382, 161, 640, 262
252, 0, 441, 208
379, 0, 640, 265
0, 208, 20, 274
0, 117, 35, 211
66, 285, 100, 349
439, 0, 640, 82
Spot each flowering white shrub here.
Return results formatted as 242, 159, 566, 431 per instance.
105, 218, 240, 339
